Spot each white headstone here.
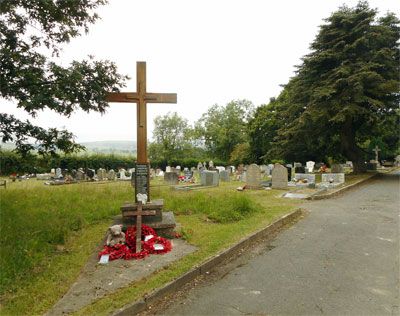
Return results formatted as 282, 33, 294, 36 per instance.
166, 166, 171, 173
119, 168, 126, 180
216, 166, 225, 173
306, 161, 315, 173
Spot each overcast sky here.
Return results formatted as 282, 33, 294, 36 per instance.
3, 0, 399, 143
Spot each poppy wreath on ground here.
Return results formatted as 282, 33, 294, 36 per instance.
98, 224, 172, 261
142, 236, 172, 254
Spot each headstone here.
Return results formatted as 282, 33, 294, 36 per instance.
56, 168, 62, 177
184, 169, 193, 178
395, 155, 400, 167
71, 169, 77, 179
246, 164, 262, 189
176, 166, 181, 173
164, 172, 178, 185
268, 164, 274, 176
108, 169, 116, 180
294, 162, 302, 168
219, 170, 230, 182
77, 169, 85, 180
306, 161, 315, 173
119, 168, 127, 180
272, 165, 288, 189
321, 173, 345, 186
97, 168, 105, 181
209, 160, 214, 168
200, 170, 219, 186
166, 166, 171, 173
50, 168, 56, 176
373, 146, 381, 162
294, 173, 315, 183
331, 164, 344, 173
345, 161, 353, 168
241, 171, 247, 182
197, 162, 203, 169
295, 166, 306, 174
87, 169, 95, 180
216, 166, 225, 173
286, 164, 292, 182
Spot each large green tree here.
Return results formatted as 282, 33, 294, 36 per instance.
0, 0, 128, 156
247, 92, 289, 163
271, 1, 399, 173
195, 99, 255, 161
151, 112, 193, 162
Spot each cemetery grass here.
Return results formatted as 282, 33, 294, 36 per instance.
74, 183, 300, 316
0, 178, 300, 315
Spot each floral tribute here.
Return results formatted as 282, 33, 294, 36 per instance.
98, 224, 172, 261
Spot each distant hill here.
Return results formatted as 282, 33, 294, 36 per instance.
1, 140, 137, 155
80, 140, 137, 155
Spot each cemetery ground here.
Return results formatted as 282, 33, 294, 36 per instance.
0, 172, 378, 315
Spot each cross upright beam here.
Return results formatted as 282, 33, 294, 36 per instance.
105, 62, 177, 163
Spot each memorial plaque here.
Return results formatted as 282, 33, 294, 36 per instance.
135, 162, 150, 200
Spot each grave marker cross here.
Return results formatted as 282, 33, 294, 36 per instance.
124, 201, 156, 252
373, 146, 381, 162
105, 61, 177, 163
105, 62, 177, 201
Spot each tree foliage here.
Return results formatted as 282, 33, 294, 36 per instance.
0, 0, 128, 156
151, 112, 193, 162
195, 99, 255, 161
247, 93, 289, 163
229, 143, 252, 166
269, 1, 399, 173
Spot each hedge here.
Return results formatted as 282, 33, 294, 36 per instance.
0, 150, 229, 176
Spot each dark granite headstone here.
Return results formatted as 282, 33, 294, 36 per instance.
286, 164, 292, 182
295, 166, 306, 174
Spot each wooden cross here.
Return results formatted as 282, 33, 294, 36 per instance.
105, 61, 177, 163
124, 201, 156, 252
373, 146, 381, 162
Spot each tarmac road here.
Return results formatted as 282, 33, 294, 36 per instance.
157, 170, 400, 316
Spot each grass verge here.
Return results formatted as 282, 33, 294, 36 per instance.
0, 177, 295, 315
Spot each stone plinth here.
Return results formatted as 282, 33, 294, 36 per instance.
120, 199, 176, 238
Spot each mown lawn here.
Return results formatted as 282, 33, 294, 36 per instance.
0, 171, 374, 315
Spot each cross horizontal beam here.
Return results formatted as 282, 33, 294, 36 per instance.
105, 92, 177, 104
123, 210, 156, 217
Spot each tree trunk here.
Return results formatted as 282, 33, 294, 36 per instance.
340, 118, 367, 174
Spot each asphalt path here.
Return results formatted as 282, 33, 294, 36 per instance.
157, 171, 400, 316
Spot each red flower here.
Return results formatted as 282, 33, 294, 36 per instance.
99, 224, 172, 261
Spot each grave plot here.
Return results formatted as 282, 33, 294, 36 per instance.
171, 170, 219, 191
282, 185, 327, 199
317, 173, 345, 188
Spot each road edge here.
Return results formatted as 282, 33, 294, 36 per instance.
111, 208, 303, 316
